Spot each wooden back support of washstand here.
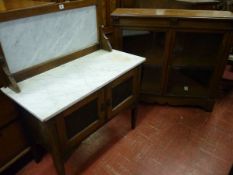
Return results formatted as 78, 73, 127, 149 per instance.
0, 0, 112, 92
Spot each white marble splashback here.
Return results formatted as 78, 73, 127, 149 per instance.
1, 50, 145, 122
0, 5, 98, 74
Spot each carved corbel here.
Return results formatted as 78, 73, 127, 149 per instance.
100, 25, 112, 52
0, 43, 20, 93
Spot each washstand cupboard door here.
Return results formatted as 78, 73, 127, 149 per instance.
0, 93, 29, 171
106, 68, 139, 119
0, 93, 18, 128
0, 121, 29, 169
56, 90, 105, 151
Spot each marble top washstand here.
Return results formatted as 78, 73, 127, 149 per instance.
1, 50, 145, 122
0, 4, 145, 122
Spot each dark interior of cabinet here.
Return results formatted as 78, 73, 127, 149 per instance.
120, 0, 191, 9
141, 65, 162, 94
123, 30, 165, 66
112, 77, 133, 108
172, 32, 223, 67
65, 99, 99, 139
123, 30, 165, 95
166, 67, 214, 97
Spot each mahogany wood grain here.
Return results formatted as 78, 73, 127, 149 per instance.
0, 0, 97, 22
0, 0, 55, 12
112, 8, 233, 19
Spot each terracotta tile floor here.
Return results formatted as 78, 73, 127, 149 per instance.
17, 91, 233, 175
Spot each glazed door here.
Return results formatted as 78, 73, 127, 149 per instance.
123, 30, 167, 95
56, 90, 105, 150
165, 31, 224, 97
106, 68, 139, 118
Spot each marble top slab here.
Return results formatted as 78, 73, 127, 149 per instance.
0, 5, 98, 74
1, 50, 145, 122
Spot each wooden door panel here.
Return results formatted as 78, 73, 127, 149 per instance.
0, 120, 28, 168
56, 90, 105, 150
0, 92, 18, 128
107, 68, 139, 118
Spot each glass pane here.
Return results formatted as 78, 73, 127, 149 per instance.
123, 30, 165, 66
65, 99, 98, 139
172, 32, 223, 67
112, 77, 133, 108
123, 30, 165, 95
166, 67, 214, 97
141, 65, 162, 94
